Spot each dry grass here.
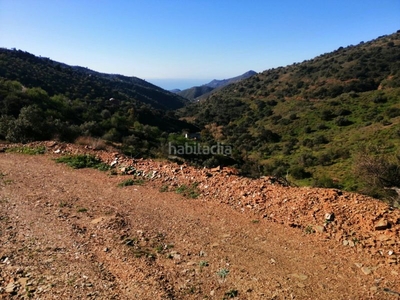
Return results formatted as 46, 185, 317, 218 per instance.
75, 136, 107, 150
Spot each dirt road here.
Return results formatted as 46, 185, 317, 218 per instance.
0, 153, 399, 299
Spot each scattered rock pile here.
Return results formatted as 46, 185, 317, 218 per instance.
5, 141, 400, 265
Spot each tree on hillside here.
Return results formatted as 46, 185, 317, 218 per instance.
354, 150, 400, 205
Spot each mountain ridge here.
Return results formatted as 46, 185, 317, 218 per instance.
0, 48, 188, 110
178, 30, 400, 201
176, 70, 256, 101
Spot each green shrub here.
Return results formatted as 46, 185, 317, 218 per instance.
118, 178, 144, 187
6, 145, 46, 155
175, 183, 200, 199
289, 166, 312, 179
313, 175, 340, 188
55, 154, 110, 170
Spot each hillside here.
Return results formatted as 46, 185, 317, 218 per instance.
0, 48, 188, 110
0, 49, 200, 158
176, 86, 214, 101
179, 30, 400, 202
0, 143, 399, 299
176, 70, 256, 101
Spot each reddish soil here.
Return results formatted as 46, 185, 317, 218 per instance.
0, 142, 399, 299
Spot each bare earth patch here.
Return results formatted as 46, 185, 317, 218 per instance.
0, 144, 399, 299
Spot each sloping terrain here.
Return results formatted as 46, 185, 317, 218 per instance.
0, 142, 399, 299
176, 86, 214, 101
176, 71, 256, 101
178, 30, 400, 196
0, 48, 188, 110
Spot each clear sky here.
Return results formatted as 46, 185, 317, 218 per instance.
1, 0, 399, 90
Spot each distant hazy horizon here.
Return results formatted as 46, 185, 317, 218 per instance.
148, 78, 215, 91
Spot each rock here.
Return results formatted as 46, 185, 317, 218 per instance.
354, 263, 363, 268
376, 234, 391, 241
315, 225, 325, 233
17, 277, 28, 287
374, 219, 389, 230
387, 256, 398, 264
361, 267, 372, 275
324, 213, 335, 222
5, 282, 18, 294
343, 240, 349, 246
290, 273, 308, 281
91, 217, 105, 224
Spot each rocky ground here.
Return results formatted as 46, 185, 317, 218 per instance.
0, 141, 399, 299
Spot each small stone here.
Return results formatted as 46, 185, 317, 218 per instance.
290, 273, 308, 281
297, 282, 306, 288
91, 217, 104, 224
343, 240, 349, 246
388, 250, 394, 256
17, 278, 28, 287
354, 263, 363, 268
315, 225, 325, 233
361, 267, 372, 275
374, 219, 389, 230
5, 282, 18, 294
103, 247, 109, 252
348, 240, 355, 247
388, 257, 397, 264
324, 213, 335, 222
376, 234, 390, 241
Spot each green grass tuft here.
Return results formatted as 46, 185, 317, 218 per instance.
55, 154, 110, 171
6, 145, 46, 155
175, 182, 200, 199
117, 178, 144, 187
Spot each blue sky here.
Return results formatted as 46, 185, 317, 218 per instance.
1, 0, 399, 90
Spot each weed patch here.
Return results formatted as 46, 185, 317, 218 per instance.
224, 289, 239, 299
175, 182, 200, 199
55, 154, 110, 171
6, 145, 46, 155
117, 178, 145, 187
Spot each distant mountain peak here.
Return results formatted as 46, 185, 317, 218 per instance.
177, 70, 257, 101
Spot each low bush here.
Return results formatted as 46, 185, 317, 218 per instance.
55, 154, 110, 170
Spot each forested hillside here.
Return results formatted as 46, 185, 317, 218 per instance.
0, 49, 198, 157
179, 31, 400, 203
0, 48, 188, 110
177, 70, 256, 101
